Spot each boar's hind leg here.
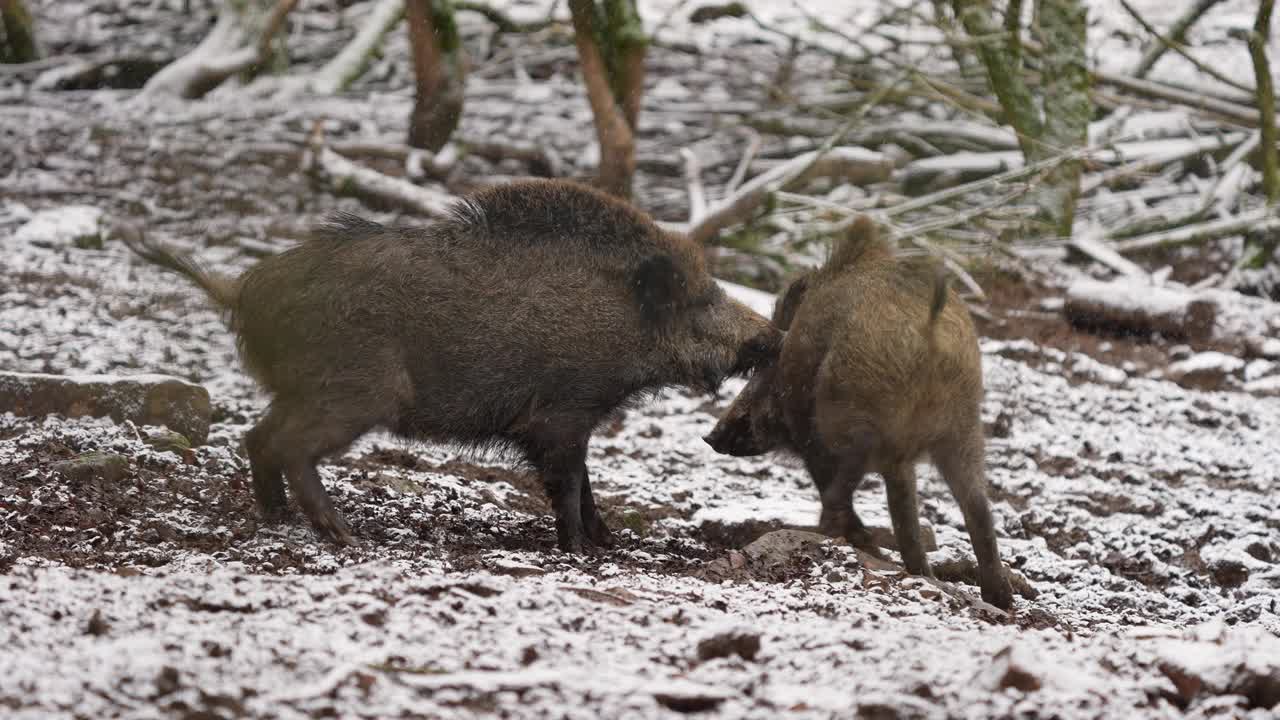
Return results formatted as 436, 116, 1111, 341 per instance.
580, 470, 615, 547
883, 461, 932, 578
933, 429, 1014, 610
245, 408, 287, 517
806, 448, 878, 556
269, 399, 378, 546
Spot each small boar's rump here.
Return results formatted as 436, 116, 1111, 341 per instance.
703, 216, 1015, 610
120, 179, 782, 551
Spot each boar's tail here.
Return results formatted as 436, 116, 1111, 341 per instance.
114, 220, 239, 310
924, 264, 949, 340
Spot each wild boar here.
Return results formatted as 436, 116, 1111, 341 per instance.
119, 179, 781, 551
703, 216, 1015, 609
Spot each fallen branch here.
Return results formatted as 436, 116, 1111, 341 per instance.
905, 132, 1248, 191
1118, 0, 1251, 95
685, 147, 893, 244
304, 126, 455, 217
1068, 230, 1148, 279
724, 127, 761, 196
140, 0, 298, 99
1132, 0, 1224, 79
309, 0, 405, 95
680, 147, 707, 223
1064, 277, 1217, 342
1113, 207, 1280, 254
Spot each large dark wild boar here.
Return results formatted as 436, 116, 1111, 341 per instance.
120, 179, 781, 551
703, 216, 1015, 609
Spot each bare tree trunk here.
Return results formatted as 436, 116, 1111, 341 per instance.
1032, 0, 1091, 236
1246, 0, 1278, 268
955, 0, 1089, 237
568, 0, 646, 199
0, 0, 40, 63
954, 0, 1043, 159
406, 0, 466, 151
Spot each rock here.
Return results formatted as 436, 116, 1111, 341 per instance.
696, 628, 761, 662
1209, 559, 1249, 589
144, 428, 191, 455
51, 452, 129, 483
1153, 624, 1280, 709
0, 371, 211, 445
742, 529, 831, 571
867, 523, 938, 553
85, 609, 110, 637
984, 645, 1044, 692
1244, 542, 1272, 564
689, 2, 747, 24
1166, 352, 1246, 389
650, 680, 732, 713
930, 551, 1038, 600
12, 205, 105, 250
489, 559, 547, 578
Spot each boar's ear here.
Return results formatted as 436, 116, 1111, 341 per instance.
633, 254, 687, 324
773, 273, 810, 330
827, 215, 887, 272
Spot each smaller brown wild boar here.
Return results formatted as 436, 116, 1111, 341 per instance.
703, 216, 1015, 610
120, 179, 781, 552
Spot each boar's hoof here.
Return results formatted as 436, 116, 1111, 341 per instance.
586, 516, 616, 548
982, 571, 1016, 611
557, 531, 589, 554
306, 508, 354, 546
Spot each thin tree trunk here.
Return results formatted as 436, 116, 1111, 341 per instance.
406, 0, 466, 151
1246, 0, 1278, 268
568, 0, 646, 199
1132, 0, 1224, 79
1032, 0, 1090, 236
954, 0, 1043, 159
0, 0, 40, 63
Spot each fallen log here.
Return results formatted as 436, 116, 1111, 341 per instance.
303, 130, 455, 217
1063, 277, 1217, 343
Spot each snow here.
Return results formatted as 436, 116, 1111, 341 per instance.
1167, 351, 1246, 377
11, 205, 104, 250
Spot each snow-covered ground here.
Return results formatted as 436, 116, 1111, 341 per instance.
3, 226, 1279, 717
3, 0, 1279, 717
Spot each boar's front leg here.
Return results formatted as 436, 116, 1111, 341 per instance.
525, 425, 596, 553
805, 448, 879, 556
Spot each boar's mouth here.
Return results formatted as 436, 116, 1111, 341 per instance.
729, 329, 783, 378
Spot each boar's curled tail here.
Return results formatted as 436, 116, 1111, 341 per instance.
114, 220, 239, 310
928, 265, 949, 327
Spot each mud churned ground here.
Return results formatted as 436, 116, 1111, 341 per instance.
3, 0, 1280, 718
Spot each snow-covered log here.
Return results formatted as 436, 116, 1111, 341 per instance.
1063, 277, 1217, 342
304, 138, 454, 218
139, 0, 297, 99
310, 0, 405, 96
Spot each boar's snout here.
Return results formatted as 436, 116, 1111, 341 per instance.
703, 419, 763, 457
732, 325, 784, 377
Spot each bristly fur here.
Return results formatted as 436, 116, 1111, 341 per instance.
313, 211, 388, 242
444, 179, 659, 253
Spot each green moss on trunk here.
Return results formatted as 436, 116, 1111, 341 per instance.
1, 0, 41, 63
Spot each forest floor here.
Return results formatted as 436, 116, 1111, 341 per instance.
2, 1, 1279, 718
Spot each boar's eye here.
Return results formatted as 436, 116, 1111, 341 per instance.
633, 254, 687, 325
